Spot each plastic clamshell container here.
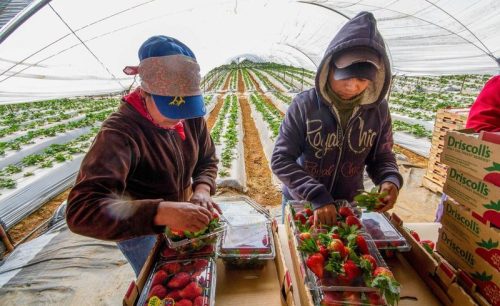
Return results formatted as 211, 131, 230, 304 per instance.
164, 215, 228, 253
217, 220, 275, 269
160, 242, 217, 260
287, 199, 362, 219
360, 211, 411, 252
137, 257, 216, 306
313, 289, 387, 306
216, 195, 272, 223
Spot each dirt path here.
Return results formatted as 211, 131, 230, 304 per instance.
237, 69, 245, 93
7, 189, 70, 244
207, 96, 224, 131
239, 96, 282, 207
247, 71, 284, 116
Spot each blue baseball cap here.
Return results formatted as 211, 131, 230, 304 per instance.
135, 35, 206, 120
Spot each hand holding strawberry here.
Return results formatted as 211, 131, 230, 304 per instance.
314, 204, 338, 227
190, 183, 222, 214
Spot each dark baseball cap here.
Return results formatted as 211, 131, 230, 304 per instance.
332, 48, 381, 81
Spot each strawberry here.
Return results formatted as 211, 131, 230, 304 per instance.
304, 208, 313, 217
308, 215, 314, 225
338, 260, 360, 285
319, 245, 329, 259
366, 292, 385, 305
328, 239, 346, 258
321, 291, 342, 306
294, 212, 307, 224
484, 162, 500, 187
331, 233, 341, 240
360, 254, 377, 273
356, 235, 370, 254
343, 291, 361, 304
338, 206, 354, 218
475, 239, 500, 270
167, 272, 191, 289
162, 262, 181, 274
410, 230, 420, 242
482, 200, 500, 228
193, 259, 209, 272
148, 284, 167, 299
262, 234, 269, 246
161, 247, 178, 258
471, 271, 500, 306
346, 215, 362, 229
420, 240, 435, 254
193, 296, 208, 306
165, 289, 182, 301
179, 281, 203, 300
373, 267, 394, 279
151, 270, 168, 287
176, 300, 193, 306
306, 253, 325, 279
299, 232, 312, 240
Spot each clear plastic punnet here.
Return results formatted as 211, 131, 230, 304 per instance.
138, 257, 216, 306
360, 212, 411, 252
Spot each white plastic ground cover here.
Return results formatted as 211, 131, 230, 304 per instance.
212, 95, 246, 192
391, 113, 434, 132
0, 220, 133, 305
247, 93, 283, 188
257, 70, 290, 92
204, 94, 218, 118
393, 131, 431, 157
247, 69, 272, 92
0, 126, 93, 169
0, 155, 84, 229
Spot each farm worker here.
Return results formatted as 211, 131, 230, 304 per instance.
66, 35, 220, 276
272, 11, 403, 225
435, 75, 500, 221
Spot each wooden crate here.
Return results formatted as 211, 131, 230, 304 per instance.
423, 108, 469, 193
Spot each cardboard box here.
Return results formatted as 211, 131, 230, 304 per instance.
441, 129, 500, 186
441, 199, 499, 246
436, 226, 499, 286
443, 166, 500, 227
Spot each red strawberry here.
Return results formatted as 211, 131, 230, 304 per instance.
162, 262, 181, 274
176, 300, 193, 306
193, 259, 209, 272
321, 291, 342, 306
373, 267, 394, 279
420, 240, 435, 254
147, 284, 167, 299
356, 235, 370, 254
308, 215, 314, 225
294, 212, 307, 224
344, 259, 361, 283
180, 281, 203, 300
165, 289, 182, 301
193, 296, 208, 306
304, 208, 313, 217
482, 200, 500, 228
343, 291, 361, 304
167, 272, 191, 289
484, 173, 500, 187
299, 232, 312, 240
475, 239, 500, 270
338, 206, 354, 218
328, 239, 346, 258
410, 230, 420, 242
161, 247, 178, 258
262, 234, 269, 246
319, 245, 329, 259
360, 254, 377, 272
306, 253, 325, 279
151, 270, 168, 287
366, 292, 385, 305
331, 233, 341, 240
346, 216, 362, 229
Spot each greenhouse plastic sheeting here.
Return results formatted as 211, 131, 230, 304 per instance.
393, 131, 432, 157
0, 219, 133, 305
0, 0, 499, 103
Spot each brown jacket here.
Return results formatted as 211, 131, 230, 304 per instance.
66, 102, 218, 241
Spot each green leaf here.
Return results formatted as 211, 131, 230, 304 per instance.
477, 238, 499, 249
484, 162, 500, 172
484, 200, 500, 211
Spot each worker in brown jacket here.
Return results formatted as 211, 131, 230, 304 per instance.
66, 36, 219, 276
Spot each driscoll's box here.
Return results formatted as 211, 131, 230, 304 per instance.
443, 166, 500, 228
441, 129, 500, 187
437, 226, 500, 306
441, 199, 499, 245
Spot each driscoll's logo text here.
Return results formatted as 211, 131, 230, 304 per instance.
448, 135, 491, 158
446, 203, 480, 235
442, 231, 475, 267
449, 168, 489, 196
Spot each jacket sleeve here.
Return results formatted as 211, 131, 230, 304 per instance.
66, 128, 164, 241
271, 97, 335, 210
192, 118, 218, 195
466, 76, 500, 133
366, 102, 403, 188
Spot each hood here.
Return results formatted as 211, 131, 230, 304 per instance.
315, 11, 391, 108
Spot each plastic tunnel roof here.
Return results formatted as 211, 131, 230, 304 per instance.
0, 0, 499, 104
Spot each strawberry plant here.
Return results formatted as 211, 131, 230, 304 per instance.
354, 187, 387, 211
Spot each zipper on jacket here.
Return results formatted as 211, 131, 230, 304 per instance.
169, 130, 185, 201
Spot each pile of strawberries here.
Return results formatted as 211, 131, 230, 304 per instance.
144, 258, 213, 306
291, 204, 400, 306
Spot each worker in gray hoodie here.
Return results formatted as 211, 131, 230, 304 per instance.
271, 11, 403, 225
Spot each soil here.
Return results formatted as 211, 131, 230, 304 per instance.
7, 189, 70, 245
207, 96, 224, 131
237, 69, 245, 93
393, 144, 428, 168
239, 95, 282, 207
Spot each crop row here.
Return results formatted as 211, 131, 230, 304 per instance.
249, 93, 283, 140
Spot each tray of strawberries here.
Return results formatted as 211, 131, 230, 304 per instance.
287, 201, 400, 306
164, 213, 227, 253
138, 257, 216, 306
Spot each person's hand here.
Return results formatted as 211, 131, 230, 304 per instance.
314, 204, 337, 227
376, 182, 399, 212
190, 183, 222, 214
154, 201, 212, 232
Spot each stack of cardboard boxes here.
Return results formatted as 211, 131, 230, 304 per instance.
438, 129, 500, 306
